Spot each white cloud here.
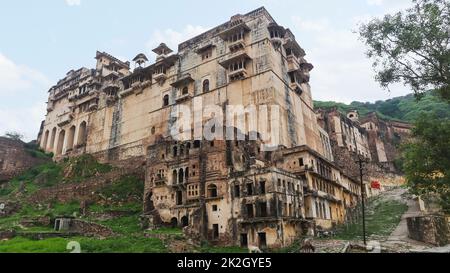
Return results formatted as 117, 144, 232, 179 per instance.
0, 54, 50, 95
146, 25, 209, 58
65, 0, 81, 6
0, 53, 50, 141
291, 16, 409, 104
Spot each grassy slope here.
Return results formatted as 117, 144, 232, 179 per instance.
334, 197, 408, 241
0, 156, 246, 253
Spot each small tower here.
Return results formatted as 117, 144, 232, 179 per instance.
132, 53, 149, 68
152, 43, 173, 62
347, 110, 359, 122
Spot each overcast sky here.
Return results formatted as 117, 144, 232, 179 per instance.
0, 0, 413, 141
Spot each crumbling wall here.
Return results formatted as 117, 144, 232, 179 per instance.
0, 137, 49, 182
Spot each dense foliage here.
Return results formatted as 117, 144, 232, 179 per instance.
402, 114, 450, 212
315, 90, 450, 122
358, 0, 450, 102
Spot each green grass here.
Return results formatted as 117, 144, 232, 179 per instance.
99, 175, 144, 202
98, 215, 142, 235
0, 236, 167, 253
335, 199, 408, 240
146, 227, 183, 235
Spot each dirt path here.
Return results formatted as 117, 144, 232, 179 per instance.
381, 188, 436, 252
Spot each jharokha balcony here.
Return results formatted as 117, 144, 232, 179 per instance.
56, 112, 74, 127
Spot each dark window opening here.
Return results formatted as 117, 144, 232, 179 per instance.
182, 86, 188, 95
170, 217, 178, 228
240, 234, 248, 248
203, 79, 210, 93
246, 204, 254, 218
208, 184, 218, 198
193, 140, 201, 148
178, 168, 184, 184
258, 233, 267, 249
176, 191, 183, 205
299, 158, 304, 166
246, 183, 253, 196
163, 95, 169, 107
181, 216, 189, 227
234, 185, 240, 198
212, 205, 218, 212
259, 181, 266, 194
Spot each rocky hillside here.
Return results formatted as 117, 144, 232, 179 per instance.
315, 91, 450, 122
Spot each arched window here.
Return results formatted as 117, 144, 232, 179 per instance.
163, 95, 169, 107
185, 167, 189, 181
173, 146, 178, 157
178, 168, 184, 184
202, 79, 210, 93
182, 87, 188, 95
207, 184, 218, 198
172, 170, 178, 184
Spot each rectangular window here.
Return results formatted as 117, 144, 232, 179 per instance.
246, 204, 254, 218
212, 205, 218, 212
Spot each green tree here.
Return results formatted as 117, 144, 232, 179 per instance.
403, 114, 450, 212
359, 0, 450, 102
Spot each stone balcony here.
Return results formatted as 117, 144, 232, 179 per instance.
176, 93, 193, 102
56, 112, 73, 127
287, 55, 300, 72
153, 72, 167, 83
228, 68, 248, 81
228, 39, 246, 51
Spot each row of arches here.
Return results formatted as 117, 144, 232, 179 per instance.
172, 167, 189, 185
41, 121, 87, 155
162, 80, 210, 107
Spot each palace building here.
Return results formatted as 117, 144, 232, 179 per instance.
37, 7, 393, 249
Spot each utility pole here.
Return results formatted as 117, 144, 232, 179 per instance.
357, 155, 367, 245
351, 122, 367, 246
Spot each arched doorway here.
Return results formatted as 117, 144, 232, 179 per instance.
170, 217, 178, 228
67, 126, 76, 150
49, 127, 57, 151
77, 121, 87, 145
56, 130, 65, 155
181, 215, 189, 227
42, 130, 49, 150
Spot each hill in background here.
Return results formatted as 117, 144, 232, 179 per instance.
314, 91, 450, 123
